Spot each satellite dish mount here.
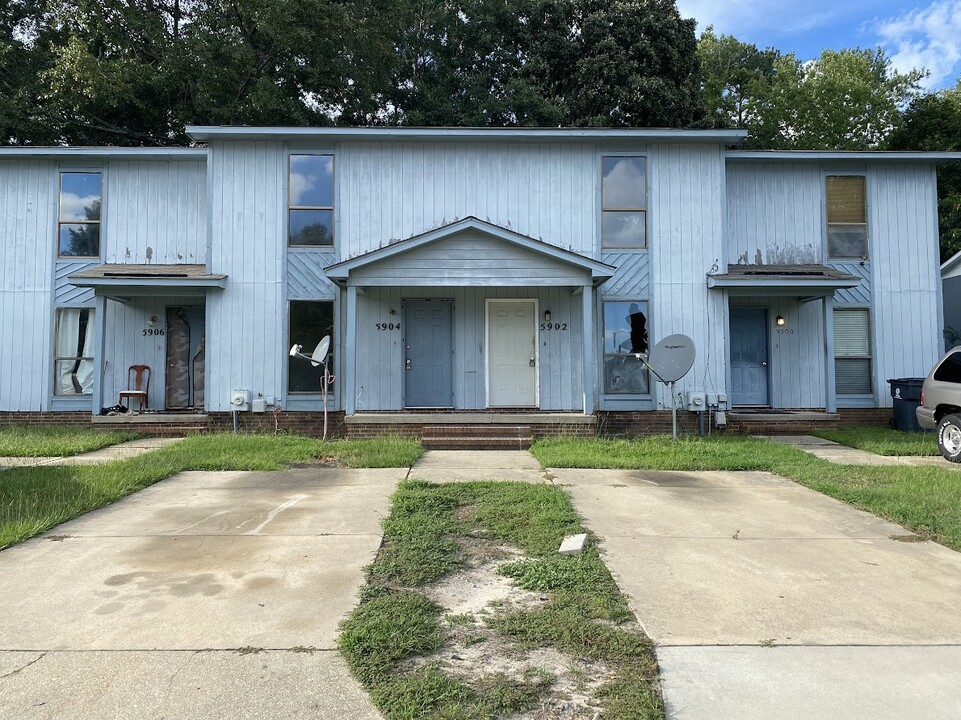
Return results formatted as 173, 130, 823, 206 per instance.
289, 335, 334, 440
637, 334, 696, 440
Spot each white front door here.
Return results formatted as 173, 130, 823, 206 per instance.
487, 300, 537, 407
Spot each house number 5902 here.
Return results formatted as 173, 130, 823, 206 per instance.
540, 322, 567, 331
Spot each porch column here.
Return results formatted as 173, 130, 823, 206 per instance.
581, 283, 595, 414
345, 284, 358, 415
91, 294, 108, 414
823, 295, 837, 413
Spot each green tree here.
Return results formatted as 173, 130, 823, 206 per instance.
888, 85, 961, 263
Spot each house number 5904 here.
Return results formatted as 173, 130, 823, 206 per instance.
375, 323, 400, 330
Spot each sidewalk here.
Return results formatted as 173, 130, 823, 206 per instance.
759, 434, 958, 468
0, 437, 181, 469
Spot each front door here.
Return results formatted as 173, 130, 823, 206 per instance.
730, 307, 769, 406
404, 299, 453, 408
487, 300, 537, 407
166, 306, 206, 409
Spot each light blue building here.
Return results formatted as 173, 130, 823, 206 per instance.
0, 128, 956, 434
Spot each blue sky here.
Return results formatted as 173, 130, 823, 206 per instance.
678, 0, 961, 90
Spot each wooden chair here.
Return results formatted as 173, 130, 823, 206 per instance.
119, 365, 151, 412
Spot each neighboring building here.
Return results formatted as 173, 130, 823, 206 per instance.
944, 250, 961, 350
0, 128, 957, 435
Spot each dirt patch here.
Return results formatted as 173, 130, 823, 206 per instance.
415, 538, 614, 718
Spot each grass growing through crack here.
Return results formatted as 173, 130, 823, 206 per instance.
339, 480, 663, 719
0, 425, 141, 457
0, 432, 422, 549
531, 435, 961, 552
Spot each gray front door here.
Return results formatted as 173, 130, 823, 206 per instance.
730, 307, 769, 406
404, 299, 453, 408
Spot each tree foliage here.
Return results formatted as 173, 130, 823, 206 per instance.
888, 85, 961, 262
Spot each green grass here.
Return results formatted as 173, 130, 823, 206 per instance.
340, 480, 663, 720
0, 425, 141, 457
0, 432, 422, 549
531, 435, 961, 552
811, 427, 939, 456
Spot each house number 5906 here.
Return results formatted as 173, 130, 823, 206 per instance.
142, 328, 165, 336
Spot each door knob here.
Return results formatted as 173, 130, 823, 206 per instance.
405, 359, 412, 370
761, 361, 768, 367
529, 355, 535, 367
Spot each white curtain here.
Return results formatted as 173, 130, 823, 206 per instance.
55, 308, 95, 394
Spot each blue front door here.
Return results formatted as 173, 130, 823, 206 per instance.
730, 308, 769, 406
404, 299, 453, 407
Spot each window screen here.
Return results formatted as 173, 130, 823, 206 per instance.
834, 308, 872, 394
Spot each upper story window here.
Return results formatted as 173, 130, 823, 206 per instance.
58, 172, 101, 258
602, 156, 647, 249
826, 175, 868, 259
289, 155, 334, 246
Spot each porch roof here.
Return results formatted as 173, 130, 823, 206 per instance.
707, 264, 860, 297
325, 217, 616, 287
68, 264, 227, 299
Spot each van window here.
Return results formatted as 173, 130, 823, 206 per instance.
934, 351, 961, 383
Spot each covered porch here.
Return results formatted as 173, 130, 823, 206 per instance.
708, 264, 861, 413
67, 264, 226, 415
325, 218, 614, 416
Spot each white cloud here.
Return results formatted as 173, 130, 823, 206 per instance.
677, 0, 838, 38
874, 0, 961, 88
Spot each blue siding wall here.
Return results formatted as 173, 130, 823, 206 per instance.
338, 142, 599, 258
207, 141, 286, 411
0, 160, 55, 410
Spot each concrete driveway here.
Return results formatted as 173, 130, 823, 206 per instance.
0, 465, 402, 719
554, 467, 961, 720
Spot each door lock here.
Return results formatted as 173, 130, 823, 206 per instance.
761, 361, 768, 367
529, 354, 536, 367
405, 358, 412, 370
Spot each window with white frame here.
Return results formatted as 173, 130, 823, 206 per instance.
603, 300, 650, 394
826, 175, 868, 259
58, 172, 102, 258
834, 308, 872, 395
601, 156, 647, 249
54, 308, 95, 395
288, 300, 335, 392
288, 155, 334, 246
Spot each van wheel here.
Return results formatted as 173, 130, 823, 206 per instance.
937, 414, 961, 463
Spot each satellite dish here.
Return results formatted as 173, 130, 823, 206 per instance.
310, 336, 331, 367
646, 334, 695, 383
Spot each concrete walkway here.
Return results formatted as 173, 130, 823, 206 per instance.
553, 466, 961, 719
410, 449, 546, 483
0, 437, 181, 469
759, 434, 958, 468
0, 464, 403, 719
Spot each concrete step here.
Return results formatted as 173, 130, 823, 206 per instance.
421, 424, 533, 450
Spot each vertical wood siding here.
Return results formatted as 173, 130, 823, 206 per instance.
338, 142, 598, 257
206, 142, 286, 411
353, 287, 582, 411
104, 160, 207, 264
726, 162, 824, 264
870, 164, 943, 404
648, 144, 729, 408
0, 160, 55, 410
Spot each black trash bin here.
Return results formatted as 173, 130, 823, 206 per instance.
886, 378, 925, 432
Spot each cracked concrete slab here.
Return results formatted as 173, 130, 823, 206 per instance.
0, 650, 380, 720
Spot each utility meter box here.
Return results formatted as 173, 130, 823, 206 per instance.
686, 391, 707, 412
230, 389, 251, 412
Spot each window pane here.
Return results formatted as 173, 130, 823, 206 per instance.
289, 209, 334, 246
604, 356, 651, 394
288, 301, 335, 393
933, 352, 961, 383
836, 358, 872, 394
54, 308, 95, 395
602, 211, 646, 248
59, 224, 100, 257
826, 176, 866, 224
60, 173, 102, 221
828, 225, 868, 258
834, 309, 871, 356
602, 157, 646, 210
289, 155, 333, 207
603, 300, 650, 394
